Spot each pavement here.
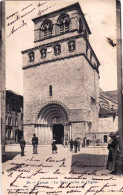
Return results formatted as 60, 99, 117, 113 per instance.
1, 145, 123, 195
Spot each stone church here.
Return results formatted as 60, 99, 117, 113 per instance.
22, 3, 100, 145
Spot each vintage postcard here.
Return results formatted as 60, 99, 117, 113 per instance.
1, 0, 123, 195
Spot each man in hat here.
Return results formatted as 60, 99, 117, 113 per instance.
69, 139, 73, 151
19, 136, 26, 156
74, 138, 78, 153
32, 134, 38, 154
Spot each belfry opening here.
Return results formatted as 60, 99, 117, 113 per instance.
34, 103, 69, 145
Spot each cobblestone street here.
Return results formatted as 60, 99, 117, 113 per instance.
2, 145, 123, 195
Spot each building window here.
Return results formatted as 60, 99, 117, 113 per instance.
90, 96, 96, 105
21, 113, 23, 120
8, 117, 12, 126
90, 51, 92, 61
104, 135, 107, 143
58, 14, 70, 34
79, 18, 83, 33
15, 118, 17, 127
88, 122, 92, 129
94, 62, 96, 67
40, 48, 47, 59
68, 41, 75, 52
111, 105, 114, 111
6, 116, 8, 125
41, 20, 53, 38
28, 51, 34, 62
84, 29, 87, 37
86, 43, 88, 55
54, 44, 61, 56
49, 85, 52, 96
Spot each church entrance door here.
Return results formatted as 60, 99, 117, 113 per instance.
53, 124, 64, 144
35, 102, 69, 145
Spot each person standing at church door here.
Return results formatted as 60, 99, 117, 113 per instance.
32, 134, 38, 154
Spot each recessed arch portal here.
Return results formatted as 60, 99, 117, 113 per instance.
35, 102, 70, 145
37, 103, 68, 124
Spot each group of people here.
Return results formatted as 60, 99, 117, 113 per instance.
63, 137, 89, 150
51, 133, 120, 174
19, 134, 38, 156
19, 132, 119, 174
19, 135, 90, 156
51, 138, 81, 154
67, 138, 80, 153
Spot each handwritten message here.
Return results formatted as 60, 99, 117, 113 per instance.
6, 2, 57, 37
2, 154, 123, 195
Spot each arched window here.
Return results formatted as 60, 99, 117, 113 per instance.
54, 44, 61, 56
28, 51, 34, 62
41, 20, 53, 38
40, 48, 47, 59
58, 14, 70, 34
68, 40, 75, 52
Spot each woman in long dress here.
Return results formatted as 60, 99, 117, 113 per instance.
106, 132, 119, 174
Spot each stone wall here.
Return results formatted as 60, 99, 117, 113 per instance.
23, 53, 99, 144
23, 55, 99, 122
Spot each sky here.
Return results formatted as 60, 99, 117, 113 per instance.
5, 0, 117, 96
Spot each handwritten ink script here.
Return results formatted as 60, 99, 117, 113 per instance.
6, 2, 56, 37
2, 154, 123, 195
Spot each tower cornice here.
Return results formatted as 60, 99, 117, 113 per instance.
22, 53, 99, 74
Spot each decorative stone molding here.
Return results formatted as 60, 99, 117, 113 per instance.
35, 100, 70, 122
23, 52, 99, 73
21, 32, 82, 54
22, 34, 100, 71
34, 29, 79, 43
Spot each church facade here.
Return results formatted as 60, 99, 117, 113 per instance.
22, 3, 100, 145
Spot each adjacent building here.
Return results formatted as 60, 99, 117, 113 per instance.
5, 90, 23, 144
22, 3, 100, 145
86, 89, 118, 145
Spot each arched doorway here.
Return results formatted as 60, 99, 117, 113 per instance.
35, 102, 70, 145
53, 124, 64, 144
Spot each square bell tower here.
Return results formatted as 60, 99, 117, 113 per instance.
22, 3, 100, 145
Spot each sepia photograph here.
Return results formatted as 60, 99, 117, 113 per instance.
0, 0, 123, 194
